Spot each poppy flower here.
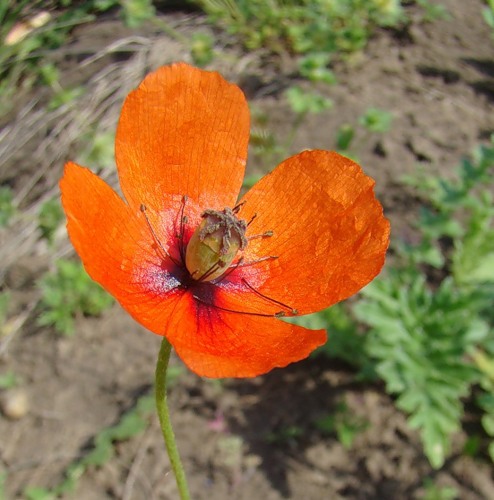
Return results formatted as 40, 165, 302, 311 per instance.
60, 63, 390, 378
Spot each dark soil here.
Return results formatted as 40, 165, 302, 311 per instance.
1, 1, 494, 499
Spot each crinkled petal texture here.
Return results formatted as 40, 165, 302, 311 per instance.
166, 292, 326, 378
115, 63, 250, 213
60, 162, 185, 329
238, 151, 390, 316
60, 162, 325, 378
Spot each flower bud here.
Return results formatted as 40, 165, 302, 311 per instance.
186, 208, 247, 281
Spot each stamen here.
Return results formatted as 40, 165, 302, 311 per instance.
140, 204, 180, 266
247, 230, 273, 241
247, 213, 257, 226
193, 295, 284, 318
233, 201, 246, 214
237, 255, 278, 267
212, 257, 244, 284
195, 261, 225, 282
242, 278, 298, 315
177, 195, 188, 263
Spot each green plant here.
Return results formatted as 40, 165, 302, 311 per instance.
355, 138, 494, 468
402, 138, 494, 280
355, 271, 489, 468
0, 0, 158, 115
190, 32, 215, 66
421, 478, 458, 500
38, 197, 64, 244
38, 259, 113, 335
0, 187, 15, 227
289, 303, 368, 370
335, 124, 355, 152
119, 0, 155, 28
47, 85, 85, 110
315, 400, 368, 449
266, 425, 303, 446
0, 2, 92, 114
484, 0, 494, 34
472, 347, 494, 461
197, 0, 404, 57
359, 107, 393, 133
333, 107, 393, 159
285, 85, 333, 115
415, 0, 449, 22
298, 53, 336, 84
78, 129, 115, 170
0, 371, 18, 390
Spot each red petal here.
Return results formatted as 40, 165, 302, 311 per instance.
237, 151, 390, 315
60, 162, 186, 332
165, 292, 326, 378
115, 63, 250, 213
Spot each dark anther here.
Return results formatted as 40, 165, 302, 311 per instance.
233, 201, 246, 214
247, 213, 257, 226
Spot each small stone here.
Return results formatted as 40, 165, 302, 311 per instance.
1, 389, 29, 420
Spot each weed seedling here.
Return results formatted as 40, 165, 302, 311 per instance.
38, 259, 113, 335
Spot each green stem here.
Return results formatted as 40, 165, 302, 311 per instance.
155, 338, 191, 500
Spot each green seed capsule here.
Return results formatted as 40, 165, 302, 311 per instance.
185, 208, 247, 281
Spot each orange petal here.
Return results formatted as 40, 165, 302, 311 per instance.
165, 292, 326, 378
115, 63, 250, 214
60, 162, 186, 332
238, 151, 390, 315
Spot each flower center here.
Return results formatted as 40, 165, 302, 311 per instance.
185, 207, 248, 281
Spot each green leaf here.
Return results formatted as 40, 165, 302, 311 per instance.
24, 487, 55, 500
38, 260, 113, 335
0, 371, 18, 389
336, 124, 354, 151
298, 53, 336, 84
358, 107, 392, 133
38, 198, 64, 244
285, 86, 333, 115
120, 0, 156, 28
48, 86, 85, 110
191, 32, 214, 66
488, 441, 494, 462
356, 270, 486, 468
